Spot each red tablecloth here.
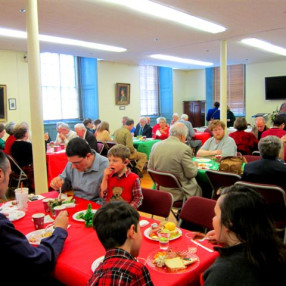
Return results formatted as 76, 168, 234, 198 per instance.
194, 132, 211, 145
12, 192, 218, 286
46, 151, 68, 186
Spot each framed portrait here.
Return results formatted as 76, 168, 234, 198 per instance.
9, 98, 16, 110
116, 83, 130, 105
0, 85, 7, 122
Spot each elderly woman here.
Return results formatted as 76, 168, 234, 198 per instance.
241, 136, 286, 190
152, 117, 169, 140
96, 121, 112, 142
3, 121, 16, 155
229, 117, 258, 155
10, 123, 33, 168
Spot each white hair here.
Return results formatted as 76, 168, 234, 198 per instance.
139, 117, 147, 123
59, 123, 70, 130
74, 123, 86, 131
173, 113, 179, 117
181, 114, 188, 120
170, 122, 188, 137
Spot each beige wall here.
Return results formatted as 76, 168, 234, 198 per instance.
245, 60, 286, 125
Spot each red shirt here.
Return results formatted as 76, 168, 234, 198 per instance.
152, 124, 169, 140
229, 130, 258, 155
3, 135, 16, 155
261, 128, 286, 139
87, 248, 153, 286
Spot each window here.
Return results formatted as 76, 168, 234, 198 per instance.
40, 53, 80, 120
139, 66, 159, 115
213, 64, 245, 115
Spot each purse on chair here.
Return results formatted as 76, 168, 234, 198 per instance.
219, 156, 245, 175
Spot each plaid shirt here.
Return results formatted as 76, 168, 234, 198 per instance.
87, 248, 154, 286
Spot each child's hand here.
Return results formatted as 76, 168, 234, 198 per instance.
104, 167, 114, 177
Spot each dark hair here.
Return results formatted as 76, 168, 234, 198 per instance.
83, 118, 92, 127
214, 102, 220, 108
93, 201, 139, 250
258, 136, 281, 159
219, 185, 286, 269
0, 123, 5, 133
125, 119, 134, 126
13, 124, 28, 139
66, 137, 91, 157
0, 151, 9, 174
107, 144, 130, 160
94, 119, 101, 126
234, 117, 247, 131
273, 115, 285, 127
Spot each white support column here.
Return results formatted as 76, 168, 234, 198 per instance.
220, 40, 227, 127
26, 0, 48, 194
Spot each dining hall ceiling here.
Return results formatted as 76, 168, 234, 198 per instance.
0, 0, 286, 70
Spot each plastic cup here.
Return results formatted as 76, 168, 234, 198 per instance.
54, 205, 66, 217
43, 198, 53, 213
158, 232, 170, 250
32, 213, 45, 229
60, 143, 65, 150
14, 188, 29, 211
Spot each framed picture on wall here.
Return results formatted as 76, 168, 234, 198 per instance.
0, 85, 7, 122
8, 98, 16, 110
116, 83, 130, 105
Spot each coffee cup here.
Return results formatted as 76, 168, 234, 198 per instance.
32, 213, 45, 230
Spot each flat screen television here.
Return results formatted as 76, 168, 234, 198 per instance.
265, 76, 286, 100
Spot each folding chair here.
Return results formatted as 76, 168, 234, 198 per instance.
235, 181, 286, 243
205, 169, 241, 199
97, 142, 104, 154
6, 154, 28, 188
178, 196, 216, 232
252, 151, 260, 156
138, 188, 173, 220
243, 155, 261, 163
147, 169, 186, 220
106, 141, 117, 149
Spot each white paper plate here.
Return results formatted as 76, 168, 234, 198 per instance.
91, 256, 104, 272
144, 227, 182, 241
26, 227, 54, 245
72, 209, 97, 222
195, 158, 211, 163
3, 210, 26, 221
1, 200, 18, 210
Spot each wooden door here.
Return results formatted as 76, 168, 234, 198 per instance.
183, 101, 206, 127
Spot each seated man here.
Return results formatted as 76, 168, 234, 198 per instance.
134, 117, 152, 138
114, 119, 147, 177
74, 123, 98, 152
83, 118, 95, 134
56, 122, 78, 145
251, 116, 269, 140
50, 137, 109, 201
241, 136, 286, 190
148, 123, 201, 201
0, 151, 69, 285
197, 120, 237, 157
261, 115, 286, 139
179, 114, 202, 154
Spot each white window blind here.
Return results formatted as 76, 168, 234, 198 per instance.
40, 53, 80, 120
139, 66, 159, 115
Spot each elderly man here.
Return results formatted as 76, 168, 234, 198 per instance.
114, 118, 147, 177
197, 120, 237, 157
56, 123, 77, 145
0, 151, 69, 285
252, 116, 269, 140
134, 117, 152, 138
148, 123, 201, 201
241, 136, 286, 190
50, 138, 108, 201
74, 123, 98, 152
179, 114, 202, 154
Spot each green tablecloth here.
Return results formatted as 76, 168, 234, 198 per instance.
133, 139, 160, 159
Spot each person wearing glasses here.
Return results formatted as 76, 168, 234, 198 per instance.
50, 138, 108, 202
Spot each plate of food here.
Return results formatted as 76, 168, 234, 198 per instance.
72, 209, 97, 222
195, 158, 212, 163
144, 222, 182, 241
1, 200, 18, 210
197, 163, 213, 170
91, 256, 104, 272
26, 227, 54, 245
146, 248, 199, 274
3, 210, 25, 221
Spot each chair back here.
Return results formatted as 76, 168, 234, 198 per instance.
179, 196, 216, 231
252, 151, 260, 156
106, 141, 117, 149
97, 142, 104, 154
243, 155, 261, 163
205, 169, 241, 199
138, 188, 173, 219
6, 154, 28, 188
147, 169, 182, 190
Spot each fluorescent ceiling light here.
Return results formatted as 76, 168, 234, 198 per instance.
0, 27, 127, 53
103, 0, 226, 34
150, 54, 213, 67
241, 38, 286, 56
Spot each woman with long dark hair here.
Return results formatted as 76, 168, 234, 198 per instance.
203, 185, 286, 285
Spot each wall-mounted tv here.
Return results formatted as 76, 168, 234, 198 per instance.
265, 76, 286, 100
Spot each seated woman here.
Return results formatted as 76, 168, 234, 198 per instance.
3, 121, 16, 155
152, 117, 169, 140
11, 123, 33, 168
96, 121, 112, 142
229, 117, 258, 155
203, 185, 286, 286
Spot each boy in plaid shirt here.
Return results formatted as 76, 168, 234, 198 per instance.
87, 201, 153, 286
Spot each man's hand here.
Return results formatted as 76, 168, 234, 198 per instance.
54, 210, 69, 230
212, 150, 222, 156
50, 176, 64, 190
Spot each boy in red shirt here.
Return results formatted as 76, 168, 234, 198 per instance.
100, 144, 143, 209
87, 201, 153, 286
